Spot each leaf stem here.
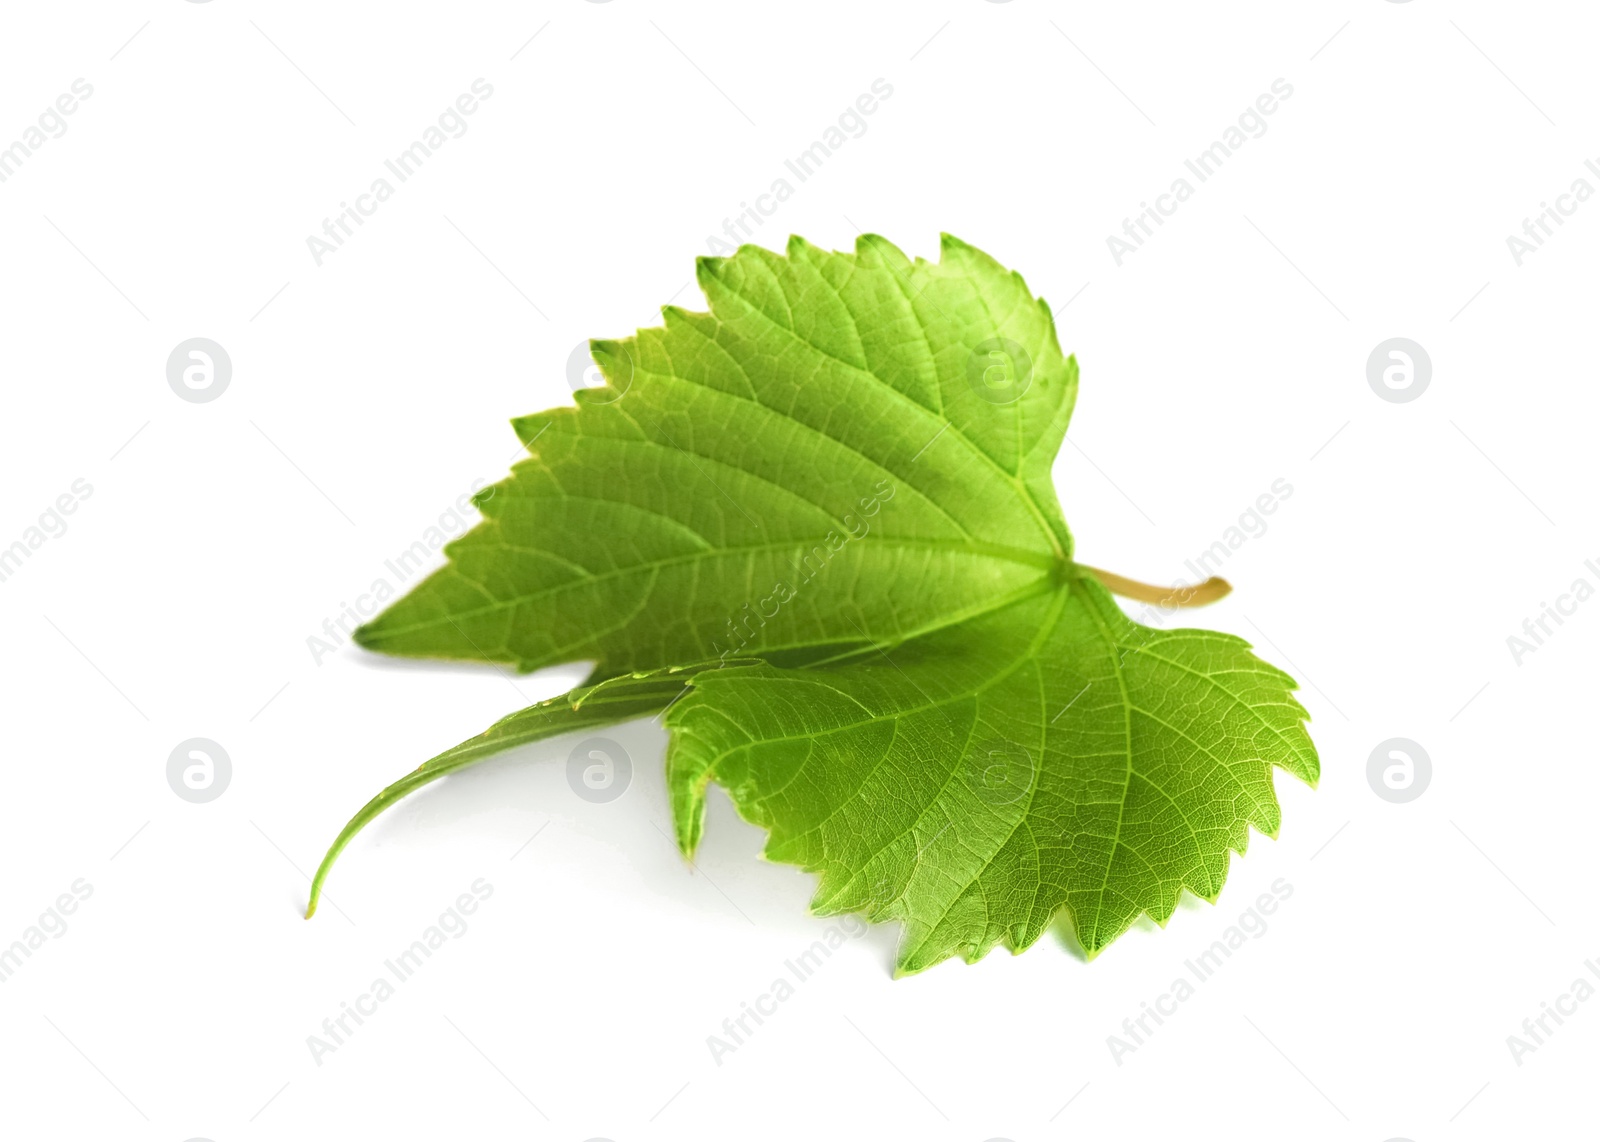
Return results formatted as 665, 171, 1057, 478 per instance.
1078, 563, 1231, 608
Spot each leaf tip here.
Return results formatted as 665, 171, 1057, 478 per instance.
938, 232, 977, 259
673, 808, 702, 862
508, 416, 544, 453
586, 338, 636, 391
694, 253, 726, 287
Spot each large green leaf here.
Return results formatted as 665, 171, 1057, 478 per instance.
354, 234, 1076, 674
311, 234, 1319, 970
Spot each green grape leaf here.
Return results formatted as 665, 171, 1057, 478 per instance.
310, 234, 1318, 971
665, 576, 1316, 971
352, 234, 1076, 675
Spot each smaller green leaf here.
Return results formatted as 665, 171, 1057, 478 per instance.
304, 667, 711, 917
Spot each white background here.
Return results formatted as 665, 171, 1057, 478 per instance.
0, 2, 1595, 1139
